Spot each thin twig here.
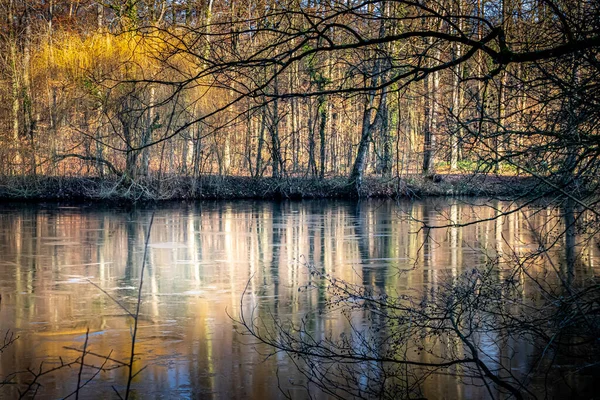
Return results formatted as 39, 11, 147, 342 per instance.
75, 328, 90, 400
86, 280, 134, 319
124, 212, 155, 400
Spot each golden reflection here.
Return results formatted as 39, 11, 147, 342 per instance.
0, 200, 597, 398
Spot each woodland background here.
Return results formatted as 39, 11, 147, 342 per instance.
0, 0, 598, 197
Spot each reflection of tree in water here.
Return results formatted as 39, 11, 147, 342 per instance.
270, 201, 281, 312
354, 201, 387, 291
123, 210, 140, 285
0, 200, 598, 398
240, 200, 599, 399
420, 200, 440, 302
253, 202, 268, 295
123, 210, 155, 307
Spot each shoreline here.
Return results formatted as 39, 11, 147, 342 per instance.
0, 174, 549, 203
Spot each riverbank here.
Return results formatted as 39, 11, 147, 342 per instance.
0, 174, 549, 202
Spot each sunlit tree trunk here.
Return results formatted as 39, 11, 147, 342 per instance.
450, 1, 464, 171
255, 103, 266, 178
423, 65, 439, 175
246, 100, 254, 176
381, 93, 391, 176
318, 92, 327, 179
290, 60, 300, 173
423, 74, 433, 175
192, 123, 203, 178
349, 17, 386, 189
349, 88, 377, 188
308, 98, 317, 176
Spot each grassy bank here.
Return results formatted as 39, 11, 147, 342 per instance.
0, 174, 548, 202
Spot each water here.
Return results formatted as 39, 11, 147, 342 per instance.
0, 199, 597, 399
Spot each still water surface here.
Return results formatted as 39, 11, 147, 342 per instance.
0, 199, 597, 399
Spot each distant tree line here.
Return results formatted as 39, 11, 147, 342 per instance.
0, 0, 598, 194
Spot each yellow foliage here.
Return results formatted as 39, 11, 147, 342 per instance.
34, 30, 170, 85
30, 26, 231, 137
33, 28, 217, 102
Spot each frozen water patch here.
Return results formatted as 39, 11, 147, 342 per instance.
57, 275, 95, 284
182, 290, 205, 295
150, 242, 188, 249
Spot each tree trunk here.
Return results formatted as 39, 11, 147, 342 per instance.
422, 74, 433, 175
8, 0, 20, 174
121, 100, 138, 180
450, 3, 463, 171
270, 78, 281, 179
246, 101, 254, 176
349, 89, 377, 189
308, 98, 317, 176
255, 103, 266, 178
349, 18, 386, 189
96, 106, 105, 177
10, 48, 20, 173
291, 93, 299, 173
376, 90, 391, 176
494, 71, 506, 174
141, 86, 155, 178
318, 94, 327, 179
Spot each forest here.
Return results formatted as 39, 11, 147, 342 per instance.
0, 1, 599, 398
0, 0, 598, 199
